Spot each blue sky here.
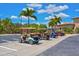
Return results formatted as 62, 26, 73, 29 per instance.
0, 3, 79, 25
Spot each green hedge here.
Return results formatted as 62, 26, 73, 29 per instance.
63, 27, 73, 34
75, 28, 79, 33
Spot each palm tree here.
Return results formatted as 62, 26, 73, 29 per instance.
0, 24, 4, 33
48, 15, 62, 27
1, 18, 15, 33
19, 8, 37, 27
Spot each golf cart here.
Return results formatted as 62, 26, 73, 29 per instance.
20, 28, 39, 45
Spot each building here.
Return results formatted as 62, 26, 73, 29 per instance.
53, 17, 79, 33
73, 17, 79, 28
53, 23, 75, 29
73, 17, 79, 32
53, 23, 75, 32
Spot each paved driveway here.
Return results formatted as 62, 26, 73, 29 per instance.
0, 34, 68, 56
0, 34, 21, 55
0, 34, 20, 43
0, 34, 79, 56
38, 35, 79, 56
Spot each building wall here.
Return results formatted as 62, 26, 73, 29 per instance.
73, 18, 79, 28
74, 23, 79, 28
73, 19, 79, 23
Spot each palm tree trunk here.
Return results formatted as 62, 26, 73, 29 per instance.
27, 16, 30, 27
21, 17, 23, 34
27, 16, 30, 34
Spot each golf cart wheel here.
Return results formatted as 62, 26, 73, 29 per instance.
29, 40, 34, 45
19, 39, 25, 43
35, 41, 38, 44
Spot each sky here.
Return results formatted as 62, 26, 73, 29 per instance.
0, 3, 79, 25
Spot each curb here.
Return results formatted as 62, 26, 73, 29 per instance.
0, 34, 21, 36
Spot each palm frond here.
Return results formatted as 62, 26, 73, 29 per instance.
31, 15, 37, 20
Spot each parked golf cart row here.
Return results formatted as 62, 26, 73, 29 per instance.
20, 31, 65, 45
19, 27, 65, 45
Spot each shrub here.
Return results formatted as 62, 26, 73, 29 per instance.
63, 27, 73, 34
75, 28, 79, 33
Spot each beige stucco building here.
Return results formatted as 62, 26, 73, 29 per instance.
73, 17, 79, 32
53, 17, 79, 33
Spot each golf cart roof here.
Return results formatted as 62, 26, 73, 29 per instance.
20, 27, 36, 30
37, 28, 47, 30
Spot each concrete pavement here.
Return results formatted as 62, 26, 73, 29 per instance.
38, 34, 79, 56
0, 34, 78, 56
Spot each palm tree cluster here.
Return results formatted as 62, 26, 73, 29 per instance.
22, 24, 47, 29
19, 8, 37, 26
0, 7, 62, 34
48, 15, 62, 27
0, 18, 20, 34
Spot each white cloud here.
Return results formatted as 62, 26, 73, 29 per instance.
45, 13, 70, 20
26, 3, 42, 8
21, 22, 27, 25
20, 16, 36, 20
37, 4, 69, 14
75, 9, 79, 12
45, 15, 54, 20
20, 16, 28, 19
22, 8, 26, 11
11, 15, 18, 19
45, 17, 49, 20
28, 7, 34, 10
22, 7, 34, 11
37, 9, 46, 13
51, 5, 68, 13
46, 4, 56, 9
29, 17, 36, 20
56, 13, 70, 18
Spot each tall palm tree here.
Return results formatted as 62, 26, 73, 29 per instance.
19, 8, 37, 27
48, 15, 62, 27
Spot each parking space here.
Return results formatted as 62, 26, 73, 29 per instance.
0, 46, 15, 55
0, 34, 76, 56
